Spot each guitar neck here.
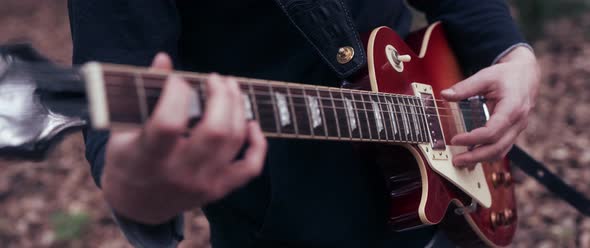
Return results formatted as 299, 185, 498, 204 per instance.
82, 62, 432, 145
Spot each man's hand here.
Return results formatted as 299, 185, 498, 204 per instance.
101, 53, 267, 225
441, 46, 540, 168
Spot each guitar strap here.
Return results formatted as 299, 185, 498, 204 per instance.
509, 146, 590, 216
273, 0, 366, 78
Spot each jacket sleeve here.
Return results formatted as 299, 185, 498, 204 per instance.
408, 0, 529, 75
68, 1, 183, 247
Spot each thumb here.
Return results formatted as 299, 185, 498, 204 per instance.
151, 52, 173, 71
440, 72, 492, 101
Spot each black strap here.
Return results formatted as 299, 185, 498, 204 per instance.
273, 0, 366, 78
508, 146, 590, 216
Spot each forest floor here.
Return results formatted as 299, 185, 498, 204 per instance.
0, 1, 589, 247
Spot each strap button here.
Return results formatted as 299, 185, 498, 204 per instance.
337, 46, 355, 64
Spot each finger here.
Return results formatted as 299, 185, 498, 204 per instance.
453, 124, 520, 167
142, 76, 192, 157
441, 70, 493, 101
227, 77, 247, 148
215, 122, 267, 192
189, 74, 236, 156
150, 52, 173, 71
451, 98, 520, 146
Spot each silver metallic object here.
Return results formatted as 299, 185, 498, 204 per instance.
0, 44, 87, 156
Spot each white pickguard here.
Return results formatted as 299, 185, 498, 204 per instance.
418, 144, 492, 208
411, 83, 492, 208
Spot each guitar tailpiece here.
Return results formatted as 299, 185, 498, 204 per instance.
454, 198, 478, 215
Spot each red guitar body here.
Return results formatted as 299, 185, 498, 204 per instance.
350, 23, 517, 247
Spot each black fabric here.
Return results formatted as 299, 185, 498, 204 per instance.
68, 0, 527, 247
409, 0, 527, 75
273, 0, 366, 78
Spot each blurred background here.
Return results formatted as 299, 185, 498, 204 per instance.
0, 0, 589, 247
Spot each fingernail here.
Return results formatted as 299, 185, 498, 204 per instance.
441, 89, 455, 96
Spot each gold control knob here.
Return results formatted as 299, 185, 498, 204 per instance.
490, 212, 499, 228
491, 172, 505, 188
503, 172, 513, 186
503, 209, 515, 224
491, 211, 509, 228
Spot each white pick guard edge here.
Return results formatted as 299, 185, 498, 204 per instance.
410, 82, 492, 208
418, 144, 492, 208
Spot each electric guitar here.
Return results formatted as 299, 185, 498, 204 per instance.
0, 22, 516, 247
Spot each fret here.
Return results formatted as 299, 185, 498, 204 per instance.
374, 94, 389, 141
187, 81, 203, 125
413, 97, 429, 142
370, 93, 387, 140
345, 91, 365, 140
289, 86, 313, 136
286, 87, 300, 135
407, 97, 421, 137
358, 92, 377, 140
246, 81, 260, 122
361, 93, 376, 140
268, 85, 283, 134
333, 90, 353, 139
383, 96, 399, 141
350, 92, 369, 140
401, 96, 413, 140
341, 91, 361, 139
403, 96, 417, 142
328, 90, 343, 138
251, 84, 278, 133
242, 91, 254, 120
272, 86, 297, 135
315, 87, 330, 137
238, 83, 254, 120
410, 97, 424, 142
304, 88, 326, 137
318, 88, 340, 138
142, 74, 167, 117
392, 96, 409, 141
378, 94, 393, 141
103, 72, 144, 124
133, 72, 149, 123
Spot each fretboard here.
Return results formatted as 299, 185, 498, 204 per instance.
83, 63, 433, 144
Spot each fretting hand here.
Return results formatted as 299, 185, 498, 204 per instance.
441, 46, 540, 168
101, 53, 267, 224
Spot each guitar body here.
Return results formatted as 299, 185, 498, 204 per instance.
351, 23, 517, 247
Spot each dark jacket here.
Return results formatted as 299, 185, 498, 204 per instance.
68, 0, 527, 247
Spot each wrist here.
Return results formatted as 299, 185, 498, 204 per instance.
498, 45, 536, 64
101, 165, 182, 225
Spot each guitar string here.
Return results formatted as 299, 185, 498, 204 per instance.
101, 72, 489, 115
107, 90, 480, 139
29, 65, 488, 112
105, 84, 489, 123
106, 95, 479, 139
124, 83, 489, 117
131, 90, 489, 122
